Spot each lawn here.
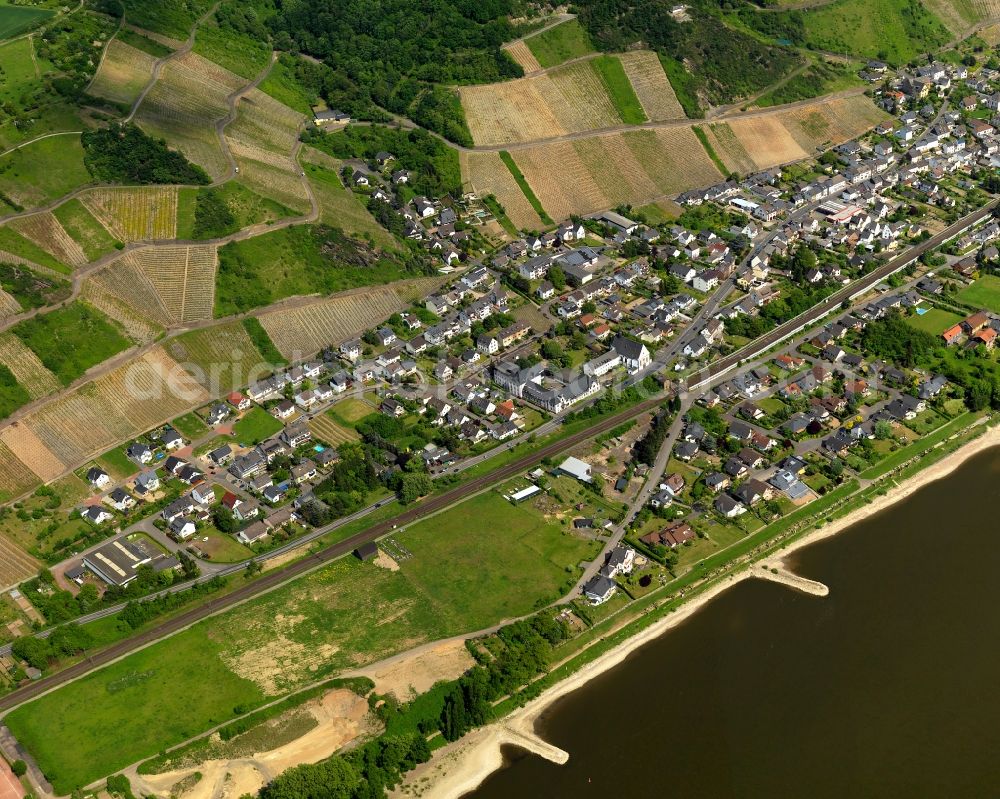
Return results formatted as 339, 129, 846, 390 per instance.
0, 3, 53, 39
94, 446, 140, 481
195, 528, 253, 563
11, 302, 131, 385
7, 488, 600, 791
956, 274, 1000, 314
171, 411, 209, 439
591, 55, 646, 124
905, 307, 962, 336
525, 18, 595, 68
330, 396, 375, 425
232, 406, 283, 445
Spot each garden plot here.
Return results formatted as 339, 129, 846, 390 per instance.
308, 412, 359, 447
8, 213, 88, 269
81, 186, 179, 241
460, 59, 622, 146
124, 245, 217, 323
700, 123, 757, 175
88, 39, 157, 106
0, 423, 65, 481
503, 40, 541, 73
617, 51, 685, 121
258, 287, 413, 359
0, 332, 60, 399
460, 150, 543, 230
135, 51, 242, 179
0, 440, 39, 501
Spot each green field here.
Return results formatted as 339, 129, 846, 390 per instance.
956, 275, 1000, 314
232, 406, 283, 444
499, 151, 553, 226
0, 38, 42, 106
0, 3, 53, 40
120, 0, 215, 40
11, 302, 131, 385
192, 14, 271, 79
301, 150, 398, 250
52, 198, 121, 261
906, 307, 962, 336
5, 488, 598, 791
0, 224, 70, 273
591, 55, 645, 124
796, 0, 951, 64
524, 19, 595, 68
0, 134, 92, 211
176, 182, 294, 240
116, 27, 173, 57
330, 396, 375, 424
94, 445, 139, 481
259, 53, 315, 116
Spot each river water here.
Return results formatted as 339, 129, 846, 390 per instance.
469, 447, 1000, 798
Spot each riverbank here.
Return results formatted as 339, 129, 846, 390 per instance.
395, 427, 1000, 799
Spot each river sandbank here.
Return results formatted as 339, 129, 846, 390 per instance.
393, 426, 1000, 799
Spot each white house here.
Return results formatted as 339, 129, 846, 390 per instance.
611, 336, 651, 374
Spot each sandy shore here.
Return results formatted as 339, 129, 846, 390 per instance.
395, 427, 1000, 799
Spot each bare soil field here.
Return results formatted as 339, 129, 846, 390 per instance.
0, 332, 60, 399
135, 52, 242, 179
81, 186, 179, 241
503, 40, 541, 73
781, 95, 889, 152
617, 50, 685, 121
258, 286, 416, 360
8, 213, 88, 269
460, 151, 543, 230
88, 39, 157, 106
725, 114, 809, 170
511, 140, 608, 222
353, 639, 475, 701
460, 59, 622, 146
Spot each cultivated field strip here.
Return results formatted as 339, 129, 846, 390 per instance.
258, 289, 412, 359
81, 187, 179, 242
88, 39, 157, 106
0, 424, 65, 481
504, 127, 722, 219
125, 245, 218, 323
308, 413, 359, 447
83, 267, 170, 342
504, 40, 542, 73
226, 89, 310, 213
700, 123, 757, 175
9, 213, 88, 268
617, 51, 685, 121
0, 440, 41, 501
16, 349, 208, 473
460, 60, 623, 146
972, 0, 1000, 21
165, 323, 268, 394
0, 290, 20, 321
135, 52, 242, 179
0, 332, 60, 398
460, 151, 543, 230
0, 533, 38, 587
